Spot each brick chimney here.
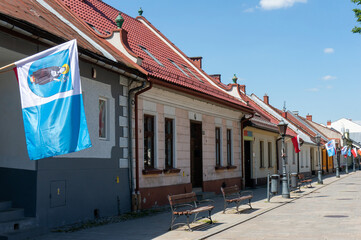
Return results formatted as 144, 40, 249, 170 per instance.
282, 111, 287, 118
327, 120, 331, 127
306, 114, 312, 121
263, 94, 269, 105
239, 85, 246, 94
190, 57, 202, 69
210, 74, 221, 82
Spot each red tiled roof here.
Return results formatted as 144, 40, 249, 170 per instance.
0, 0, 144, 73
60, 0, 253, 112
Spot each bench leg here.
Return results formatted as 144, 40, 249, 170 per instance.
169, 214, 176, 231
236, 201, 240, 213
248, 199, 252, 209
208, 210, 213, 224
186, 215, 192, 231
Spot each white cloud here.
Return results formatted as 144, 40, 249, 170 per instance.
324, 48, 334, 54
322, 75, 336, 81
307, 88, 319, 92
260, 0, 307, 10
326, 85, 333, 89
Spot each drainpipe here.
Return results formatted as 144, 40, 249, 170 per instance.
127, 79, 152, 211
127, 80, 146, 211
240, 113, 254, 189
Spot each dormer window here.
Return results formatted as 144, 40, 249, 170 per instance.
86, 22, 101, 35
169, 59, 189, 77
182, 65, 203, 82
139, 45, 164, 67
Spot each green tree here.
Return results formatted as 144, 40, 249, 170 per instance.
352, 0, 361, 33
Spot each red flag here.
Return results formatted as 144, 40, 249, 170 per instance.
351, 148, 357, 158
291, 135, 301, 153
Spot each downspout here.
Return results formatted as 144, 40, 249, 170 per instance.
127, 78, 152, 211
127, 80, 146, 211
240, 113, 254, 189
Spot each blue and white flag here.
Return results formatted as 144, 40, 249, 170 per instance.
341, 146, 348, 156
14, 39, 91, 160
325, 139, 336, 157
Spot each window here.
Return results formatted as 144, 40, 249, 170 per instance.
144, 115, 155, 169
99, 98, 107, 139
139, 45, 164, 67
182, 65, 203, 82
86, 22, 101, 35
260, 141, 264, 168
268, 142, 272, 167
169, 59, 189, 77
215, 127, 221, 166
165, 118, 174, 169
227, 129, 232, 166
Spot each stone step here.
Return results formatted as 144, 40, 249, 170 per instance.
0, 218, 37, 234
0, 226, 45, 240
0, 210, 24, 223
0, 203, 11, 212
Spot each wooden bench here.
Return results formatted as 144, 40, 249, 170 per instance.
298, 173, 312, 188
221, 185, 253, 214
168, 192, 214, 231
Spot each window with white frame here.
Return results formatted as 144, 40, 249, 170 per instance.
99, 98, 107, 139
165, 118, 174, 169
260, 140, 265, 168
215, 127, 221, 166
268, 142, 272, 167
144, 114, 155, 169
226, 129, 232, 166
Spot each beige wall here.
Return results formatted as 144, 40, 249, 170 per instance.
136, 86, 244, 189
245, 127, 278, 180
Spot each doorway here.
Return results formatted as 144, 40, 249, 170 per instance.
190, 121, 203, 188
244, 140, 252, 187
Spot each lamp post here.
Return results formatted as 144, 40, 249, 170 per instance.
345, 129, 350, 174
278, 120, 290, 198
336, 147, 340, 178
315, 133, 323, 184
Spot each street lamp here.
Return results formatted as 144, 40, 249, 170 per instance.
336, 146, 340, 178
277, 120, 290, 198
345, 129, 350, 173
315, 133, 323, 184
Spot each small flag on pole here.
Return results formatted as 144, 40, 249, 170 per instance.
291, 135, 301, 153
357, 149, 361, 156
325, 139, 336, 157
14, 39, 91, 160
351, 148, 357, 158
341, 146, 348, 156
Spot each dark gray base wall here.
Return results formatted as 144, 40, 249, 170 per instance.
36, 157, 130, 228
0, 167, 37, 217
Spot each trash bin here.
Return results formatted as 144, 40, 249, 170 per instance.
270, 174, 279, 194
290, 173, 298, 188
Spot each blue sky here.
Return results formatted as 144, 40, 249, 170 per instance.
104, 0, 361, 125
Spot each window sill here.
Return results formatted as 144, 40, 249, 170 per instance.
215, 166, 228, 170
227, 165, 237, 170
142, 168, 163, 175
163, 168, 181, 174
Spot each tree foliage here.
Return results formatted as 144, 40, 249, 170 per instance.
352, 0, 361, 33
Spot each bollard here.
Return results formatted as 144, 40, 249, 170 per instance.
290, 173, 298, 188
271, 174, 279, 194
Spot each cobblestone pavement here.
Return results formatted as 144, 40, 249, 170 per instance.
207, 172, 361, 240
32, 172, 355, 240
